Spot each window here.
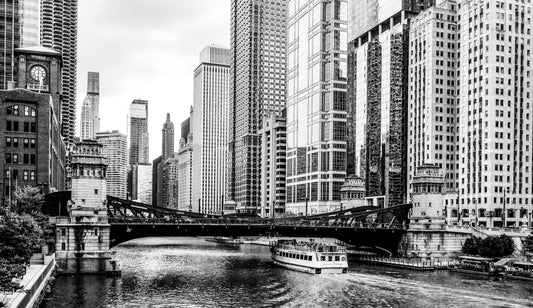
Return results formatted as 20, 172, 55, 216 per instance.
23, 138, 29, 148
23, 122, 29, 132
61, 229, 66, 236
30, 154, 35, 165
30, 171, 35, 181
30, 122, 36, 133
5, 153, 11, 163
6, 121, 11, 131
6, 137, 11, 147
23, 170, 28, 180
12, 138, 18, 147
12, 105, 19, 115
61, 243, 65, 250
23, 154, 29, 164
30, 139, 35, 148
13, 154, 18, 164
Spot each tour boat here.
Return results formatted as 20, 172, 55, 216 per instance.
271, 239, 348, 274
204, 236, 244, 245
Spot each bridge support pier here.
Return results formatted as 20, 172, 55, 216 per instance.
53, 208, 120, 275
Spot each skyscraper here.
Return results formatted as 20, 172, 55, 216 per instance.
129, 99, 149, 165
285, 0, 348, 215
192, 45, 230, 214
40, 0, 78, 145
20, 0, 40, 47
408, 1, 459, 220
80, 72, 100, 140
347, 0, 434, 207
228, 0, 287, 213
162, 113, 174, 160
0, 0, 21, 90
96, 130, 127, 199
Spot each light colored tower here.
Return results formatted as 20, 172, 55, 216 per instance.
40, 0, 78, 145
227, 0, 287, 213
285, 0, 348, 215
408, 1, 459, 222
96, 130, 127, 199
80, 72, 100, 140
20, 0, 40, 47
192, 45, 230, 214
457, 0, 533, 228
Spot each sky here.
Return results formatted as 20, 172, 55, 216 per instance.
76, 0, 230, 161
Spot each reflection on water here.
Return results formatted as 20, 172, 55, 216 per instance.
41, 237, 533, 308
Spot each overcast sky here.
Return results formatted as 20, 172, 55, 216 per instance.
77, 0, 230, 160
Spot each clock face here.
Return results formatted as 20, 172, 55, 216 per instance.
30, 65, 47, 82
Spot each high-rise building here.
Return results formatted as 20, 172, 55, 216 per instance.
162, 113, 174, 160
181, 114, 190, 140
96, 130, 127, 199
455, 0, 532, 228
20, 0, 40, 47
129, 99, 149, 165
132, 163, 152, 204
347, 0, 434, 208
161, 156, 179, 208
152, 155, 162, 206
407, 1, 459, 220
192, 45, 230, 214
178, 132, 193, 212
260, 112, 286, 218
285, 0, 348, 215
227, 0, 287, 213
80, 72, 100, 140
0, 0, 21, 90
40, 0, 78, 145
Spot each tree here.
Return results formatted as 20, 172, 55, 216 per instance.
462, 236, 482, 255
0, 209, 43, 291
8, 186, 44, 216
479, 235, 515, 258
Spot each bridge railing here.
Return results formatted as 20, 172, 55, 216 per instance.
108, 216, 408, 230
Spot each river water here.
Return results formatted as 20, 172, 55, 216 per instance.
41, 237, 533, 308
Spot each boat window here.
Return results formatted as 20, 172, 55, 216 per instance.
309, 256, 313, 261
335, 256, 340, 261
328, 256, 332, 261
321, 256, 325, 261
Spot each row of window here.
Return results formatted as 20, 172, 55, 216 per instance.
5, 153, 36, 165
5, 169, 35, 181
6, 137, 36, 148
6, 121, 37, 133
6, 105, 36, 117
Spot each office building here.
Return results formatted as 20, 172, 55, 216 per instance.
285, 0, 348, 215
162, 113, 174, 160
347, 0, 434, 208
161, 156, 179, 208
129, 99, 149, 165
80, 72, 100, 140
0, 46, 66, 200
41, 0, 78, 145
227, 0, 287, 213
192, 45, 230, 214
0, 0, 21, 90
96, 130, 127, 199
178, 132, 193, 212
259, 112, 286, 218
20, 0, 40, 47
408, 1, 459, 220
132, 163, 151, 204
152, 155, 162, 206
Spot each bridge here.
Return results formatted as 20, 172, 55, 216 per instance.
106, 196, 412, 254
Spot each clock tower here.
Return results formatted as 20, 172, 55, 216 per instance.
15, 46, 62, 116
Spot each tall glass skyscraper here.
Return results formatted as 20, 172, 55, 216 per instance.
129, 99, 149, 165
96, 130, 127, 199
227, 0, 287, 213
347, 0, 434, 207
285, 0, 348, 215
0, 0, 20, 90
80, 72, 100, 140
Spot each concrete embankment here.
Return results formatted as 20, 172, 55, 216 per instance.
5, 254, 56, 308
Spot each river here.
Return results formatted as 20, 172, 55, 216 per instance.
41, 237, 533, 308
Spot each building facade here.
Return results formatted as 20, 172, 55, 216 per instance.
192, 45, 230, 214
95, 130, 127, 199
40, 0, 78, 145
259, 112, 286, 218
132, 163, 151, 204
0, 46, 66, 200
177, 133, 193, 211
162, 113, 174, 160
347, 0, 434, 208
285, 0, 348, 215
227, 0, 287, 213
129, 99, 149, 165
80, 72, 100, 140
0, 0, 21, 90
161, 156, 179, 208
408, 1, 459, 221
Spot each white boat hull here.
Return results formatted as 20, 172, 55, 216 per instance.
271, 256, 347, 274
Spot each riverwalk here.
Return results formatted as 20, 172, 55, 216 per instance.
2, 255, 55, 308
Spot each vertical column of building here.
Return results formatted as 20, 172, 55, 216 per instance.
128, 99, 149, 201
178, 111, 193, 211
227, 0, 287, 213
80, 72, 100, 140
96, 131, 127, 199
0, 0, 20, 90
458, 0, 533, 228
284, 0, 348, 215
408, 1, 459, 222
192, 46, 230, 214
40, 0, 78, 145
